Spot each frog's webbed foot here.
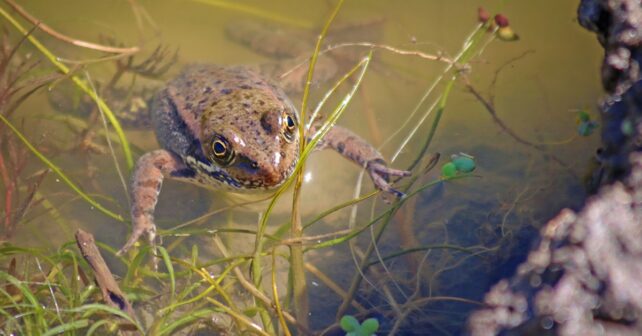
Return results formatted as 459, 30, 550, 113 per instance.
367, 159, 411, 198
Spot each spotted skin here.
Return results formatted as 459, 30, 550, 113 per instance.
315, 126, 411, 198
118, 64, 409, 254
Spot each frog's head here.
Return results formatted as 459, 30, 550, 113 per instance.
199, 88, 300, 191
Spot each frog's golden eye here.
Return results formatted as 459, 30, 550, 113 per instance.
209, 135, 235, 166
282, 114, 297, 142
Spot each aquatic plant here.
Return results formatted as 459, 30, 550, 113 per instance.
0, 1, 554, 335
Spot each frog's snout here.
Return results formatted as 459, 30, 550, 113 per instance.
235, 154, 284, 188
255, 159, 284, 187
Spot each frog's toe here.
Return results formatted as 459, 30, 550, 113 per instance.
372, 164, 411, 178
370, 171, 407, 198
117, 222, 157, 256
367, 160, 411, 179
367, 160, 411, 198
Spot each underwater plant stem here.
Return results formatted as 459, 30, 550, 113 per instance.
336, 25, 485, 319
245, 48, 369, 336
0, 6, 135, 169
406, 77, 455, 171
204, 297, 272, 336
463, 79, 568, 168
290, 0, 343, 329
0, 113, 123, 221
215, 237, 311, 334
85, 71, 129, 202
250, 191, 286, 333
272, 249, 292, 336
336, 196, 403, 318
191, 0, 313, 28
304, 262, 367, 313
0, 153, 13, 231
337, 74, 454, 319
320, 42, 454, 64
3, 0, 139, 54
298, 0, 344, 143
290, 172, 309, 328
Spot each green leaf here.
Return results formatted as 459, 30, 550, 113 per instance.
577, 121, 598, 136
159, 309, 215, 335
361, 318, 380, 334
43, 319, 90, 336
157, 246, 176, 302
577, 110, 591, 123
452, 156, 476, 173
441, 162, 457, 177
243, 307, 259, 317
340, 315, 360, 332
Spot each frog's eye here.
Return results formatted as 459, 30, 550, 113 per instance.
282, 114, 297, 142
209, 135, 235, 166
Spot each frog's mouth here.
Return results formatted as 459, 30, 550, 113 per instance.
232, 153, 299, 190
184, 143, 298, 192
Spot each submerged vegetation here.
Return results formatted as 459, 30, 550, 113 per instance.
0, 1, 595, 335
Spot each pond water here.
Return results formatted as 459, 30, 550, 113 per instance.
3, 0, 602, 334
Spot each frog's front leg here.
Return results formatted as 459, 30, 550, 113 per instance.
117, 149, 188, 255
316, 126, 411, 197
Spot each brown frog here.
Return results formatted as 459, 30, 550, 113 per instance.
117, 64, 410, 254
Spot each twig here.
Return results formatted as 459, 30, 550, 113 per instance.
279, 41, 456, 81
488, 50, 535, 106
280, 229, 352, 245
0, 153, 13, 233
463, 79, 569, 168
327, 42, 454, 63
3, 0, 139, 55
75, 229, 136, 320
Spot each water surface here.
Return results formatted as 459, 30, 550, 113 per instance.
6, 0, 601, 333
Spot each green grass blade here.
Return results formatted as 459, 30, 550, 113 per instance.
156, 246, 176, 302
159, 308, 216, 335
190, 0, 312, 28
74, 303, 142, 331
0, 307, 25, 335
85, 320, 114, 336
42, 319, 89, 336
0, 113, 124, 221
0, 6, 134, 169
0, 271, 48, 331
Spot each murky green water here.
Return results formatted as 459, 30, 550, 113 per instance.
3, 0, 601, 334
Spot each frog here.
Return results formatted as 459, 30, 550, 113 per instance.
117, 64, 410, 254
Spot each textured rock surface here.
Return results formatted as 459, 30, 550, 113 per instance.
468, 1, 642, 334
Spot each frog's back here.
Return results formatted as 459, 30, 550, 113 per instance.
151, 64, 292, 158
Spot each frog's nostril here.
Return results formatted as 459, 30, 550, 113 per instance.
260, 112, 274, 134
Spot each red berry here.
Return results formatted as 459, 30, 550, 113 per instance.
478, 7, 490, 23
494, 14, 510, 28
